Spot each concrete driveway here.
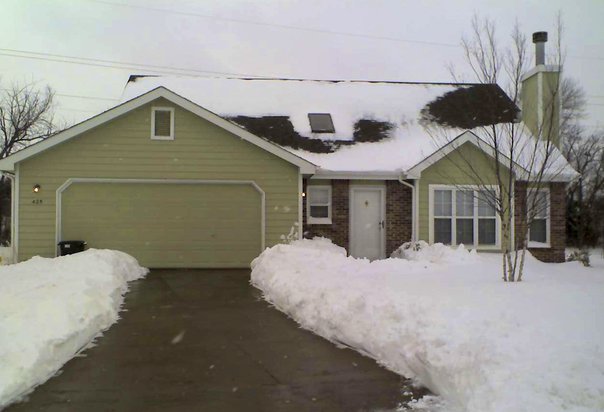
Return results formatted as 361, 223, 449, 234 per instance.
8, 269, 427, 411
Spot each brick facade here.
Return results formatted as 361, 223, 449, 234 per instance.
302, 180, 350, 250
302, 179, 413, 257
514, 181, 566, 263
385, 181, 413, 255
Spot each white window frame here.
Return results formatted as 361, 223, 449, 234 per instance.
428, 184, 501, 250
151, 107, 175, 140
307, 185, 332, 225
527, 187, 550, 248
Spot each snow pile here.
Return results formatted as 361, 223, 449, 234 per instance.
390, 240, 477, 263
0, 250, 147, 409
251, 239, 604, 412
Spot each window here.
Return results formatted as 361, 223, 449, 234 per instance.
433, 189, 452, 244
307, 185, 332, 224
528, 189, 550, 246
151, 107, 174, 140
308, 113, 335, 133
430, 186, 499, 248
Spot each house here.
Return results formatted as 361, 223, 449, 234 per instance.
0, 33, 576, 268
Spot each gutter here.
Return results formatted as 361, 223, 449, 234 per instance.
2, 172, 15, 264
398, 174, 417, 242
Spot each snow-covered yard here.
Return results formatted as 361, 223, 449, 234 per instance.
251, 239, 604, 412
0, 250, 147, 409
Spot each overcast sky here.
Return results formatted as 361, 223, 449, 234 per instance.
1, 0, 603, 130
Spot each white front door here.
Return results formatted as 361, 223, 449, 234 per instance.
350, 187, 385, 259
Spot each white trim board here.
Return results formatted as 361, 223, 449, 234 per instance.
297, 174, 303, 240
55, 178, 266, 258
14, 164, 19, 263
0, 87, 316, 174
311, 171, 401, 180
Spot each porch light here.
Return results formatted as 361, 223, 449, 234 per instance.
33, 184, 41, 193
301, 192, 306, 197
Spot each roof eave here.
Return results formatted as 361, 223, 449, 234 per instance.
310, 169, 405, 180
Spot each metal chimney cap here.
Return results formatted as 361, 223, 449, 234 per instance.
533, 31, 548, 43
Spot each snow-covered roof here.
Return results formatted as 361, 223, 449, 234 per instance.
122, 76, 576, 180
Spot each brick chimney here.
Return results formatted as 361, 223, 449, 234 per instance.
520, 31, 561, 148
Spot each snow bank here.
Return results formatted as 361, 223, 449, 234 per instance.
390, 240, 478, 263
0, 250, 147, 409
251, 239, 604, 412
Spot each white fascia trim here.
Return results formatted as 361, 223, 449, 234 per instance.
55, 178, 266, 257
311, 170, 401, 180
0, 87, 316, 174
520, 64, 561, 82
14, 164, 19, 262
2, 172, 17, 263
407, 131, 527, 179
398, 178, 417, 241
298, 174, 303, 239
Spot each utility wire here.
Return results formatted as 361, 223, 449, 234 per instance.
0, 48, 262, 78
56, 93, 119, 101
88, 0, 604, 61
0, 48, 482, 86
88, 0, 461, 48
60, 107, 102, 113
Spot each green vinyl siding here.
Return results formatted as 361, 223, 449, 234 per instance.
418, 142, 511, 249
521, 70, 560, 147
17, 97, 300, 265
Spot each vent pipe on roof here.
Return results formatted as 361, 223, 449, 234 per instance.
532, 31, 548, 66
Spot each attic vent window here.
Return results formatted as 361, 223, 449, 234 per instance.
151, 107, 174, 140
308, 113, 335, 133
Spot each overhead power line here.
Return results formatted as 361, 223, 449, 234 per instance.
56, 93, 119, 102
88, 0, 604, 61
0, 48, 261, 78
88, 0, 461, 48
60, 107, 102, 113
0, 47, 484, 86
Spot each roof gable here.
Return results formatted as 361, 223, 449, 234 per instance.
407, 130, 577, 182
0, 87, 316, 173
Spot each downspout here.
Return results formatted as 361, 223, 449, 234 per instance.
398, 174, 416, 242
2, 172, 15, 264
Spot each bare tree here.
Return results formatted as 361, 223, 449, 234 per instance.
427, 15, 571, 282
559, 78, 587, 141
564, 131, 604, 247
0, 82, 57, 245
0, 82, 56, 158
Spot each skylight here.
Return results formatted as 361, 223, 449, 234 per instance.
308, 113, 335, 133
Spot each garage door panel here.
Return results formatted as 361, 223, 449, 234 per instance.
61, 182, 262, 268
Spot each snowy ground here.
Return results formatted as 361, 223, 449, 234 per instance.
0, 250, 147, 410
251, 239, 604, 412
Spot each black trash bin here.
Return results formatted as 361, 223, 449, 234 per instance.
58, 240, 87, 256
